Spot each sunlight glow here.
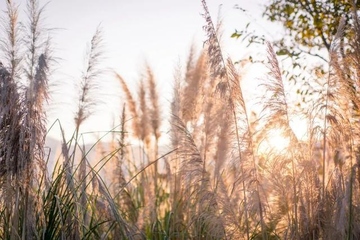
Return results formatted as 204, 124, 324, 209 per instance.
259, 128, 290, 154
269, 129, 290, 152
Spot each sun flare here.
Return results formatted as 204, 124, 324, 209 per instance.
259, 128, 290, 153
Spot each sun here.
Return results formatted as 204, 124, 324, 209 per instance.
268, 129, 290, 152
259, 128, 290, 154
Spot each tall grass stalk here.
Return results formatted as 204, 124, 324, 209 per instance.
201, 0, 267, 238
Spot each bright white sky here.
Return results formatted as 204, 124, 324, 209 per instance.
1, 0, 289, 143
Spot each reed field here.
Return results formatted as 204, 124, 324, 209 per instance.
1, 0, 360, 239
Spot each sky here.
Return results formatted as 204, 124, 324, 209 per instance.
0, 0, 287, 143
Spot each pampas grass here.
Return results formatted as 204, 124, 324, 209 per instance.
1, 0, 360, 239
